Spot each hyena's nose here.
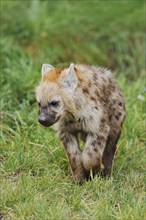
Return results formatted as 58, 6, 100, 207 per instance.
38, 113, 47, 125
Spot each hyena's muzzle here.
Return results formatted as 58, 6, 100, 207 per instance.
38, 106, 57, 127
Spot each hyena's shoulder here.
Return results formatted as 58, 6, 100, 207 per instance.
75, 64, 118, 102
75, 64, 114, 88
75, 64, 112, 77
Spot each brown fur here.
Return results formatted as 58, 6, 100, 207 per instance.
42, 68, 64, 82
36, 64, 126, 183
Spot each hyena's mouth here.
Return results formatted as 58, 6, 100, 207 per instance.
38, 115, 61, 127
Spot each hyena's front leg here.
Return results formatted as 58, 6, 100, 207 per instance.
82, 124, 110, 177
60, 132, 89, 183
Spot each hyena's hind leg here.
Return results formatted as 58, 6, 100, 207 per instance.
101, 130, 121, 177
102, 110, 125, 177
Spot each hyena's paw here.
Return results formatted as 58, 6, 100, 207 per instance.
82, 149, 104, 176
73, 169, 90, 184
71, 160, 90, 184
100, 168, 112, 178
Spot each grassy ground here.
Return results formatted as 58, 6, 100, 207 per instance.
0, 1, 145, 220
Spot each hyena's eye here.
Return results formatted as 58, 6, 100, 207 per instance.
50, 101, 59, 107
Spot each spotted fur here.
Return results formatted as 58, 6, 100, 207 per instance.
36, 63, 126, 183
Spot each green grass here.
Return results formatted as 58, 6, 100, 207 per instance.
0, 1, 145, 219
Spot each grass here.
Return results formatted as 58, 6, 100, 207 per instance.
0, 1, 145, 219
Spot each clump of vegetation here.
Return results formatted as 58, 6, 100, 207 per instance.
0, 1, 145, 219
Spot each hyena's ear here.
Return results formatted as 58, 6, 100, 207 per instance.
62, 63, 78, 92
41, 64, 54, 76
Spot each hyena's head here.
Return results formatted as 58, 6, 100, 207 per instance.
36, 63, 78, 127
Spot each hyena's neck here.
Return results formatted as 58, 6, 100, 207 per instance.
55, 85, 102, 134
72, 89, 87, 120
67, 89, 96, 121
62, 89, 86, 122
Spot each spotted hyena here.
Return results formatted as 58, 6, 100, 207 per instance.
36, 63, 125, 183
